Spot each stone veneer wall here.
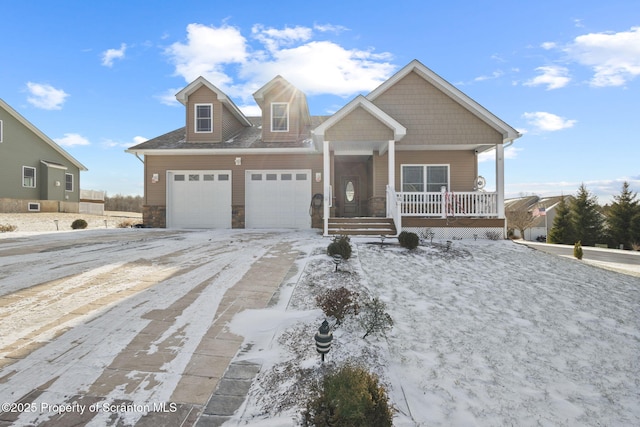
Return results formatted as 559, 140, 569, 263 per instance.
367, 196, 386, 217
142, 205, 166, 228
232, 205, 245, 229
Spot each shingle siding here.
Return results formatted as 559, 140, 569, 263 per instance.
325, 107, 394, 141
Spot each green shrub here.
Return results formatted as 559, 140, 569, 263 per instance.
0, 224, 17, 233
359, 297, 393, 339
398, 231, 419, 249
316, 287, 359, 326
302, 364, 393, 427
574, 241, 583, 260
327, 235, 352, 260
71, 219, 88, 230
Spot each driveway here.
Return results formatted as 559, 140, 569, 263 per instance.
0, 229, 312, 426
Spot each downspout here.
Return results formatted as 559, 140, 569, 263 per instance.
134, 153, 144, 164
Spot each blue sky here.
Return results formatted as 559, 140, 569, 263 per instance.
1, 0, 639, 204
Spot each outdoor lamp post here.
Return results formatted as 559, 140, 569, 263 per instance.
314, 319, 333, 362
53, 219, 59, 231
332, 254, 342, 272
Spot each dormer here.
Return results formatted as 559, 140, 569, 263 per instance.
176, 76, 252, 143
253, 76, 311, 143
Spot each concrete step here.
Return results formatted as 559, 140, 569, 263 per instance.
328, 217, 396, 236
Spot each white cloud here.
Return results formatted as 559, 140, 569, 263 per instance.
164, 23, 395, 107
101, 43, 127, 67
522, 111, 576, 132
156, 88, 183, 106
564, 26, 640, 87
102, 136, 148, 148
474, 70, 504, 82
26, 82, 69, 110
524, 66, 571, 90
54, 133, 90, 147
541, 42, 557, 50
478, 146, 522, 163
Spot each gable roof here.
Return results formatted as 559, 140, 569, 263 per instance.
367, 59, 521, 143
175, 76, 252, 127
0, 98, 87, 171
311, 95, 407, 149
253, 75, 311, 125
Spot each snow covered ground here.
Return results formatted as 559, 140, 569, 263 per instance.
1, 216, 639, 426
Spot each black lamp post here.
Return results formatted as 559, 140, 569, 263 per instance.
314, 319, 333, 362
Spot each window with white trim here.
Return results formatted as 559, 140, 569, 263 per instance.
23, 166, 36, 188
195, 104, 212, 133
271, 102, 289, 132
401, 165, 449, 192
65, 173, 74, 191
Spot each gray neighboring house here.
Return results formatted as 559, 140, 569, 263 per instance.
0, 98, 87, 213
505, 195, 573, 241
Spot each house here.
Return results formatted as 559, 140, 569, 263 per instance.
126, 59, 521, 238
505, 195, 572, 241
0, 99, 87, 213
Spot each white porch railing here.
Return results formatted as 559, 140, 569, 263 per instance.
386, 185, 402, 234
398, 191, 498, 217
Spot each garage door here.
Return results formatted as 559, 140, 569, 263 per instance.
245, 170, 311, 229
167, 170, 231, 228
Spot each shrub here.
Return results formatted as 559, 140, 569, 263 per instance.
574, 241, 583, 260
301, 364, 393, 427
71, 219, 88, 230
327, 235, 352, 260
359, 297, 393, 339
316, 287, 359, 326
117, 219, 137, 228
398, 231, 419, 249
0, 224, 17, 233
485, 230, 502, 240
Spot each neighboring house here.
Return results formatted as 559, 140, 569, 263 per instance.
505, 195, 572, 241
127, 59, 520, 237
0, 99, 87, 213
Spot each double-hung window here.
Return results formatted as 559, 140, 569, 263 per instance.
401, 165, 449, 192
65, 173, 74, 192
195, 104, 212, 133
23, 166, 36, 188
271, 102, 289, 132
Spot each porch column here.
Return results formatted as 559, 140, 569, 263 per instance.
323, 140, 331, 236
387, 140, 395, 191
496, 143, 505, 219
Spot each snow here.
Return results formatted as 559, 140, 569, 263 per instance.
1, 217, 639, 426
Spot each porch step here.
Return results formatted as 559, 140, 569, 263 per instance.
328, 217, 397, 236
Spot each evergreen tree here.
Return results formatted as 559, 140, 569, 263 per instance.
607, 182, 640, 249
571, 183, 604, 247
548, 196, 575, 244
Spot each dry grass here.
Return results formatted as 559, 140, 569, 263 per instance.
0, 211, 142, 233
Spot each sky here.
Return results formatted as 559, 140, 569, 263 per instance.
1, 0, 639, 204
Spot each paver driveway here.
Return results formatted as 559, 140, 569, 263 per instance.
0, 229, 308, 426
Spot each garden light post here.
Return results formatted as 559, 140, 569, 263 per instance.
314, 319, 333, 362
332, 254, 342, 272
54, 220, 59, 231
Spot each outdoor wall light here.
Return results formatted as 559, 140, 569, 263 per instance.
235, 157, 242, 166
151, 173, 159, 183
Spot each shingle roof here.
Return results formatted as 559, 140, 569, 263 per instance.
128, 116, 331, 152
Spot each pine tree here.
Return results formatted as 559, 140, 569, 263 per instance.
549, 196, 575, 244
607, 182, 640, 249
571, 183, 604, 247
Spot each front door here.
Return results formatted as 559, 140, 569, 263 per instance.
341, 176, 360, 217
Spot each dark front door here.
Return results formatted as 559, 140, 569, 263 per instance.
341, 176, 360, 217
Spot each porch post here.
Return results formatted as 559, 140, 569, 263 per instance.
323, 140, 331, 236
387, 140, 395, 218
496, 143, 505, 219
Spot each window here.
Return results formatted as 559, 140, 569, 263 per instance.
266, 173, 277, 181
174, 174, 185, 181
203, 174, 215, 181
401, 165, 449, 192
195, 104, 212, 133
0, 120, 3, 142
23, 166, 36, 188
65, 173, 74, 191
296, 173, 307, 181
271, 103, 289, 132
218, 174, 229, 181
251, 174, 262, 181
189, 174, 200, 181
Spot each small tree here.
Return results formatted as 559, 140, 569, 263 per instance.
359, 297, 393, 339
327, 235, 352, 260
606, 182, 640, 249
506, 209, 538, 240
574, 241, 583, 260
571, 184, 604, 247
316, 287, 359, 326
549, 196, 575, 244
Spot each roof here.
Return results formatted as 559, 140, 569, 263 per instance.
367, 59, 521, 143
0, 98, 88, 171
126, 116, 331, 155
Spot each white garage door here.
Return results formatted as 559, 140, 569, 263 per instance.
167, 170, 231, 228
245, 170, 311, 229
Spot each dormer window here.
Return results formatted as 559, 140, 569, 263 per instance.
195, 104, 212, 133
271, 102, 289, 132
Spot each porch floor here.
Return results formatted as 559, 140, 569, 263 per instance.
327, 217, 396, 236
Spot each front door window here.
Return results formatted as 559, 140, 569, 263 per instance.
345, 181, 355, 202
